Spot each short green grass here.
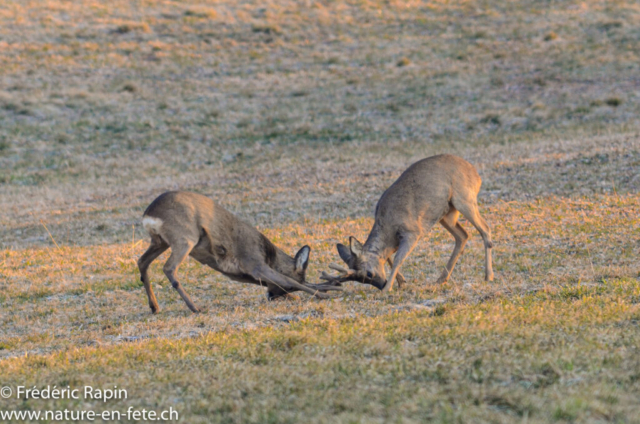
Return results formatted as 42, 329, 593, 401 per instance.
1, 0, 640, 422
2, 282, 639, 423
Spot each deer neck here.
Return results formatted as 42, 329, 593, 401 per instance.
273, 249, 299, 281
363, 223, 397, 261
257, 234, 300, 282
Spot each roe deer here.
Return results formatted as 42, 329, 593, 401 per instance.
323, 154, 493, 292
138, 191, 341, 313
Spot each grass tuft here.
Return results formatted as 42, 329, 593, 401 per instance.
605, 97, 623, 107
113, 22, 151, 34
396, 57, 411, 67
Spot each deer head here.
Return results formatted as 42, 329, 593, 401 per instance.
330, 236, 387, 290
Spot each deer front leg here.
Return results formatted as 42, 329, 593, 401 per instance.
266, 287, 297, 301
387, 257, 406, 288
383, 233, 418, 293
252, 266, 332, 299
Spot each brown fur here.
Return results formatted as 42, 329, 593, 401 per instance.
138, 191, 320, 313
337, 154, 494, 292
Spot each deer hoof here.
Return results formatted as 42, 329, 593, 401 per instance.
267, 292, 296, 301
435, 275, 449, 284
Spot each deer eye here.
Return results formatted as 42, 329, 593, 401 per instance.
366, 271, 373, 279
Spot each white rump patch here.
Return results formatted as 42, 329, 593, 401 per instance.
142, 216, 163, 235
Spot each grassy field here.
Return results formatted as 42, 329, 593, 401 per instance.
1, 0, 640, 422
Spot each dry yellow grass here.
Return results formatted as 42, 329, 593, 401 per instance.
2, 190, 639, 353
1, 0, 640, 422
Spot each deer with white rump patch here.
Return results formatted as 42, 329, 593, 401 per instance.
138, 191, 341, 313
322, 154, 494, 291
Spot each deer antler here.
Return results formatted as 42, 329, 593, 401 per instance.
302, 270, 346, 293
328, 263, 353, 274
320, 263, 362, 284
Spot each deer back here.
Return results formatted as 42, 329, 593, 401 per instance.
374, 154, 482, 229
142, 191, 302, 281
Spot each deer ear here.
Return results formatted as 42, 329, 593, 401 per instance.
337, 243, 352, 264
294, 245, 310, 272
349, 236, 364, 257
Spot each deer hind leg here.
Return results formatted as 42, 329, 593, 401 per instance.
453, 198, 494, 282
163, 240, 201, 313
386, 257, 406, 288
383, 232, 419, 293
436, 208, 469, 284
138, 236, 169, 313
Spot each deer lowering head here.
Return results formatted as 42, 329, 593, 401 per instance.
323, 154, 494, 292
336, 237, 387, 290
138, 191, 342, 313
